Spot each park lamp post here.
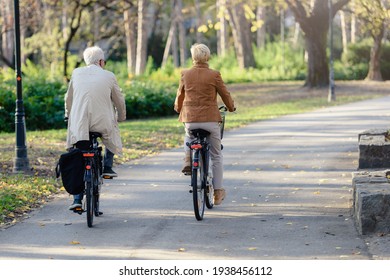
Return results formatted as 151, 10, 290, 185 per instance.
12, 0, 30, 173
328, 0, 336, 102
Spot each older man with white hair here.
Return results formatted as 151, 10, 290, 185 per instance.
65, 46, 126, 210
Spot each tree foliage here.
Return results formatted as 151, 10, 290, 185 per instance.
0, 0, 389, 88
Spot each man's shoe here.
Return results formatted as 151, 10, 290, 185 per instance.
69, 199, 82, 210
181, 165, 191, 175
214, 188, 226, 205
103, 166, 117, 177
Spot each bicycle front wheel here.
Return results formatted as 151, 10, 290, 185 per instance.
86, 177, 95, 227
192, 150, 205, 221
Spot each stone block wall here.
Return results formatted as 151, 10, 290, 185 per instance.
352, 171, 390, 235
358, 129, 390, 169
354, 129, 390, 235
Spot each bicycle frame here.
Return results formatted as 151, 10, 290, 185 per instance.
190, 135, 210, 188
187, 129, 213, 221
186, 105, 229, 221
73, 133, 103, 227
83, 136, 102, 185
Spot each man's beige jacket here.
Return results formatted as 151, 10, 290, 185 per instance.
65, 64, 126, 154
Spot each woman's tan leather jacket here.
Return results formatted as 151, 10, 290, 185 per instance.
174, 62, 235, 123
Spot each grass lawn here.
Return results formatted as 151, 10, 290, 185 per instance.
1, 80, 389, 225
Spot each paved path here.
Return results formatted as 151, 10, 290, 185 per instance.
1, 96, 390, 260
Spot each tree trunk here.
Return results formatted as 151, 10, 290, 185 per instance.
172, 23, 179, 67
256, 6, 266, 49
340, 10, 348, 55
176, 0, 186, 66
162, 18, 176, 67
227, 1, 255, 69
62, 0, 68, 41
124, 6, 137, 76
217, 0, 228, 56
293, 22, 300, 47
350, 0, 356, 43
286, 0, 350, 87
366, 27, 384, 81
194, 0, 202, 42
0, 0, 15, 68
63, 1, 84, 81
135, 0, 149, 75
305, 29, 329, 87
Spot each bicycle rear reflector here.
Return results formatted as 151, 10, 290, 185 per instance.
191, 144, 202, 149
83, 153, 94, 157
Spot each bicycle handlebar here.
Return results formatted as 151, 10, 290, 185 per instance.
219, 105, 227, 112
219, 105, 236, 112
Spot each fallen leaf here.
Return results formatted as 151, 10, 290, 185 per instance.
248, 247, 257, 251
178, 248, 186, 252
70, 241, 80, 245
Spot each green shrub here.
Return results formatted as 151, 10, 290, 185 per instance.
123, 80, 176, 119
0, 82, 16, 132
23, 80, 67, 131
0, 79, 67, 133
0, 76, 177, 132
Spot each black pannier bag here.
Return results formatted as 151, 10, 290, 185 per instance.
56, 149, 84, 195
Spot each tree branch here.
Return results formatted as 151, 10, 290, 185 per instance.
332, 0, 351, 17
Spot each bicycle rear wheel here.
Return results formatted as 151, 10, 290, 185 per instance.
204, 151, 214, 209
94, 192, 100, 216
86, 179, 94, 227
192, 150, 205, 220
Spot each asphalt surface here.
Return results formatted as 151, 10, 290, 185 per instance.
1, 96, 390, 260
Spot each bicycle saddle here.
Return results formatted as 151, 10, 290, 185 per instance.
191, 129, 210, 138
89, 132, 102, 139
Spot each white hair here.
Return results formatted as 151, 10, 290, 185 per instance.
190, 43, 210, 63
83, 46, 105, 65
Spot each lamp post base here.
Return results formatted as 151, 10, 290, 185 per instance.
13, 157, 30, 173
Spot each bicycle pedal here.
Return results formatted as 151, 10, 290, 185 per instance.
103, 175, 113, 179
73, 207, 83, 215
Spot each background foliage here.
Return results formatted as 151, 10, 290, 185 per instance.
1, 40, 386, 133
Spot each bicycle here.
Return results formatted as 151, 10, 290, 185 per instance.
73, 132, 104, 228
186, 105, 228, 221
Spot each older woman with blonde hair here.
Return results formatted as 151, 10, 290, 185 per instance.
174, 43, 235, 205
